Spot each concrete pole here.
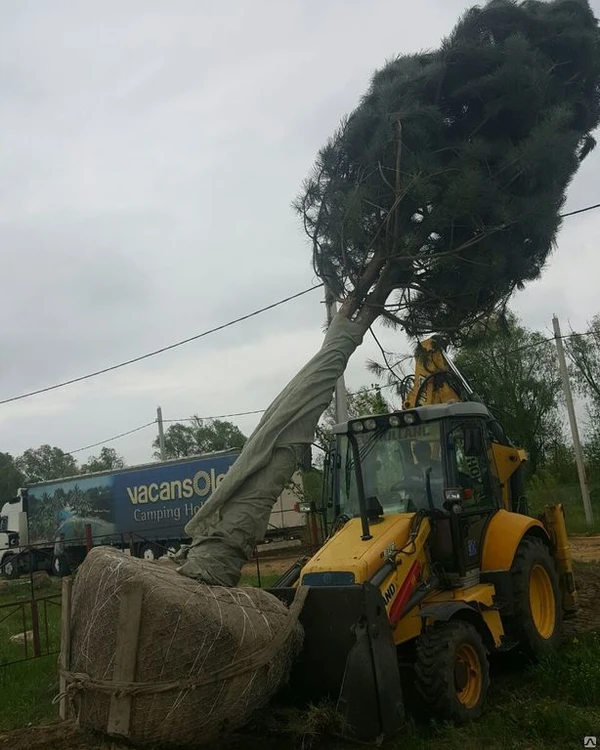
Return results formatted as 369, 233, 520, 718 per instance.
156, 406, 167, 461
552, 315, 594, 525
324, 286, 349, 424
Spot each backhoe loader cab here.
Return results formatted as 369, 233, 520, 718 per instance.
271, 400, 577, 743
327, 402, 502, 575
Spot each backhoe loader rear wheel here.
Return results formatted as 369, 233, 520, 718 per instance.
509, 536, 562, 659
415, 620, 489, 723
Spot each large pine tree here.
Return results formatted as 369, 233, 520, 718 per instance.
297, 0, 600, 337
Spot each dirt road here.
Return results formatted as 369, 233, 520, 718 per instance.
570, 535, 600, 563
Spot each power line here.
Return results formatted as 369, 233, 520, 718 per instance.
8, 199, 600, 420
68, 387, 393, 456
4, 201, 600, 412
64, 322, 600, 457
68, 410, 269, 456
0, 285, 323, 407
560, 203, 600, 219
69, 422, 155, 455
492, 327, 600, 358
359, 328, 600, 391
164, 409, 265, 423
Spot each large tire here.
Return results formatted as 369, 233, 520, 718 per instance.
415, 620, 490, 723
509, 536, 562, 659
52, 554, 71, 578
138, 542, 163, 561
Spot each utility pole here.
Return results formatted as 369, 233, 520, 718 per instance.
156, 406, 167, 461
552, 315, 594, 525
324, 285, 349, 423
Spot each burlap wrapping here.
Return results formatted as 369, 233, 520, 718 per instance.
176, 312, 366, 585
63, 547, 304, 746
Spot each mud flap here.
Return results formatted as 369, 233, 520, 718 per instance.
269, 583, 404, 743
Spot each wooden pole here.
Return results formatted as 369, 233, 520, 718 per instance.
553, 315, 594, 525
157, 406, 167, 461
59, 577, 73, 720
106, 583, 144, 737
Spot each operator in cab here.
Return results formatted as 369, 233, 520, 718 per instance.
412, 440, 442, 475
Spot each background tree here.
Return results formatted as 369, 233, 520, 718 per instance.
565, 316, 600, 483
453, 313, 562, 474
296, 0, 600, 340
315, 385, 392, 455
153, 417, 247, 460
16, 445, 78, 483
566, 314, 600, 410
80, 447, 125, 474
0, 452, 24, 502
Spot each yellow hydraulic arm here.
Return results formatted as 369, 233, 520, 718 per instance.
403, 338, 475, 409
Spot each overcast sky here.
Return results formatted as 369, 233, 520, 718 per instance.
1, 0, 599, 468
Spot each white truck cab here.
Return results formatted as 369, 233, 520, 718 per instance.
0, 493, 28, 578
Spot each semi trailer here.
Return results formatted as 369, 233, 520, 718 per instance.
0, 449, 306, 578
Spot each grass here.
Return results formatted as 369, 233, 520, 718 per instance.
528, 483, 600, 534
253, 632, 600, 750
391, 632, 600, 750
239, 572, 282, 588
0, 577, 62, 731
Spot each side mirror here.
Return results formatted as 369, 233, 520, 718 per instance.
365, 496, 384, 520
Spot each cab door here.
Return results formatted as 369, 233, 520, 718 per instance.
441, 418, 502, 576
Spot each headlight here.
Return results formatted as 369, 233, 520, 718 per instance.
364, 419, 377, 431
404, 412, 417, 425
351, 421, 364, 432
389, 415, 401, 427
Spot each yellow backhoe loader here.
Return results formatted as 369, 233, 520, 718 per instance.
270, 339, 577, 743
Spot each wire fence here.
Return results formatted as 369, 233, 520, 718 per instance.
0, 511, 320, 670
0, 590, 62, 667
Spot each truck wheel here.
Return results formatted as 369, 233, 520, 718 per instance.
138, 543, 163, 561
2, 554, 19, 579
52, 555, 71, 578
415, 620, 489, 723
509, 536, 562, 660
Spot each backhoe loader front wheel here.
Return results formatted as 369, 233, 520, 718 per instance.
509, 536, 562, 659
415, 620, 489, 723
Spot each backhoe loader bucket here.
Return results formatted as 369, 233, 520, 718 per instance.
268, 582, 404, 743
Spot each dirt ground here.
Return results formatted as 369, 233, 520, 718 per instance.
242, 551, 303, 578
246, 535, 600, 576
569, 534, 600, 563
0, 723, 270, 750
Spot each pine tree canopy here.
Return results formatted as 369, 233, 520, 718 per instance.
296, 0, 600, 338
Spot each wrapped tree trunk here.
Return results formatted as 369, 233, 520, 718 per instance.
175, 311, 371, 585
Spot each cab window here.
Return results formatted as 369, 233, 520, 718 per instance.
448, 421, 497, 509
